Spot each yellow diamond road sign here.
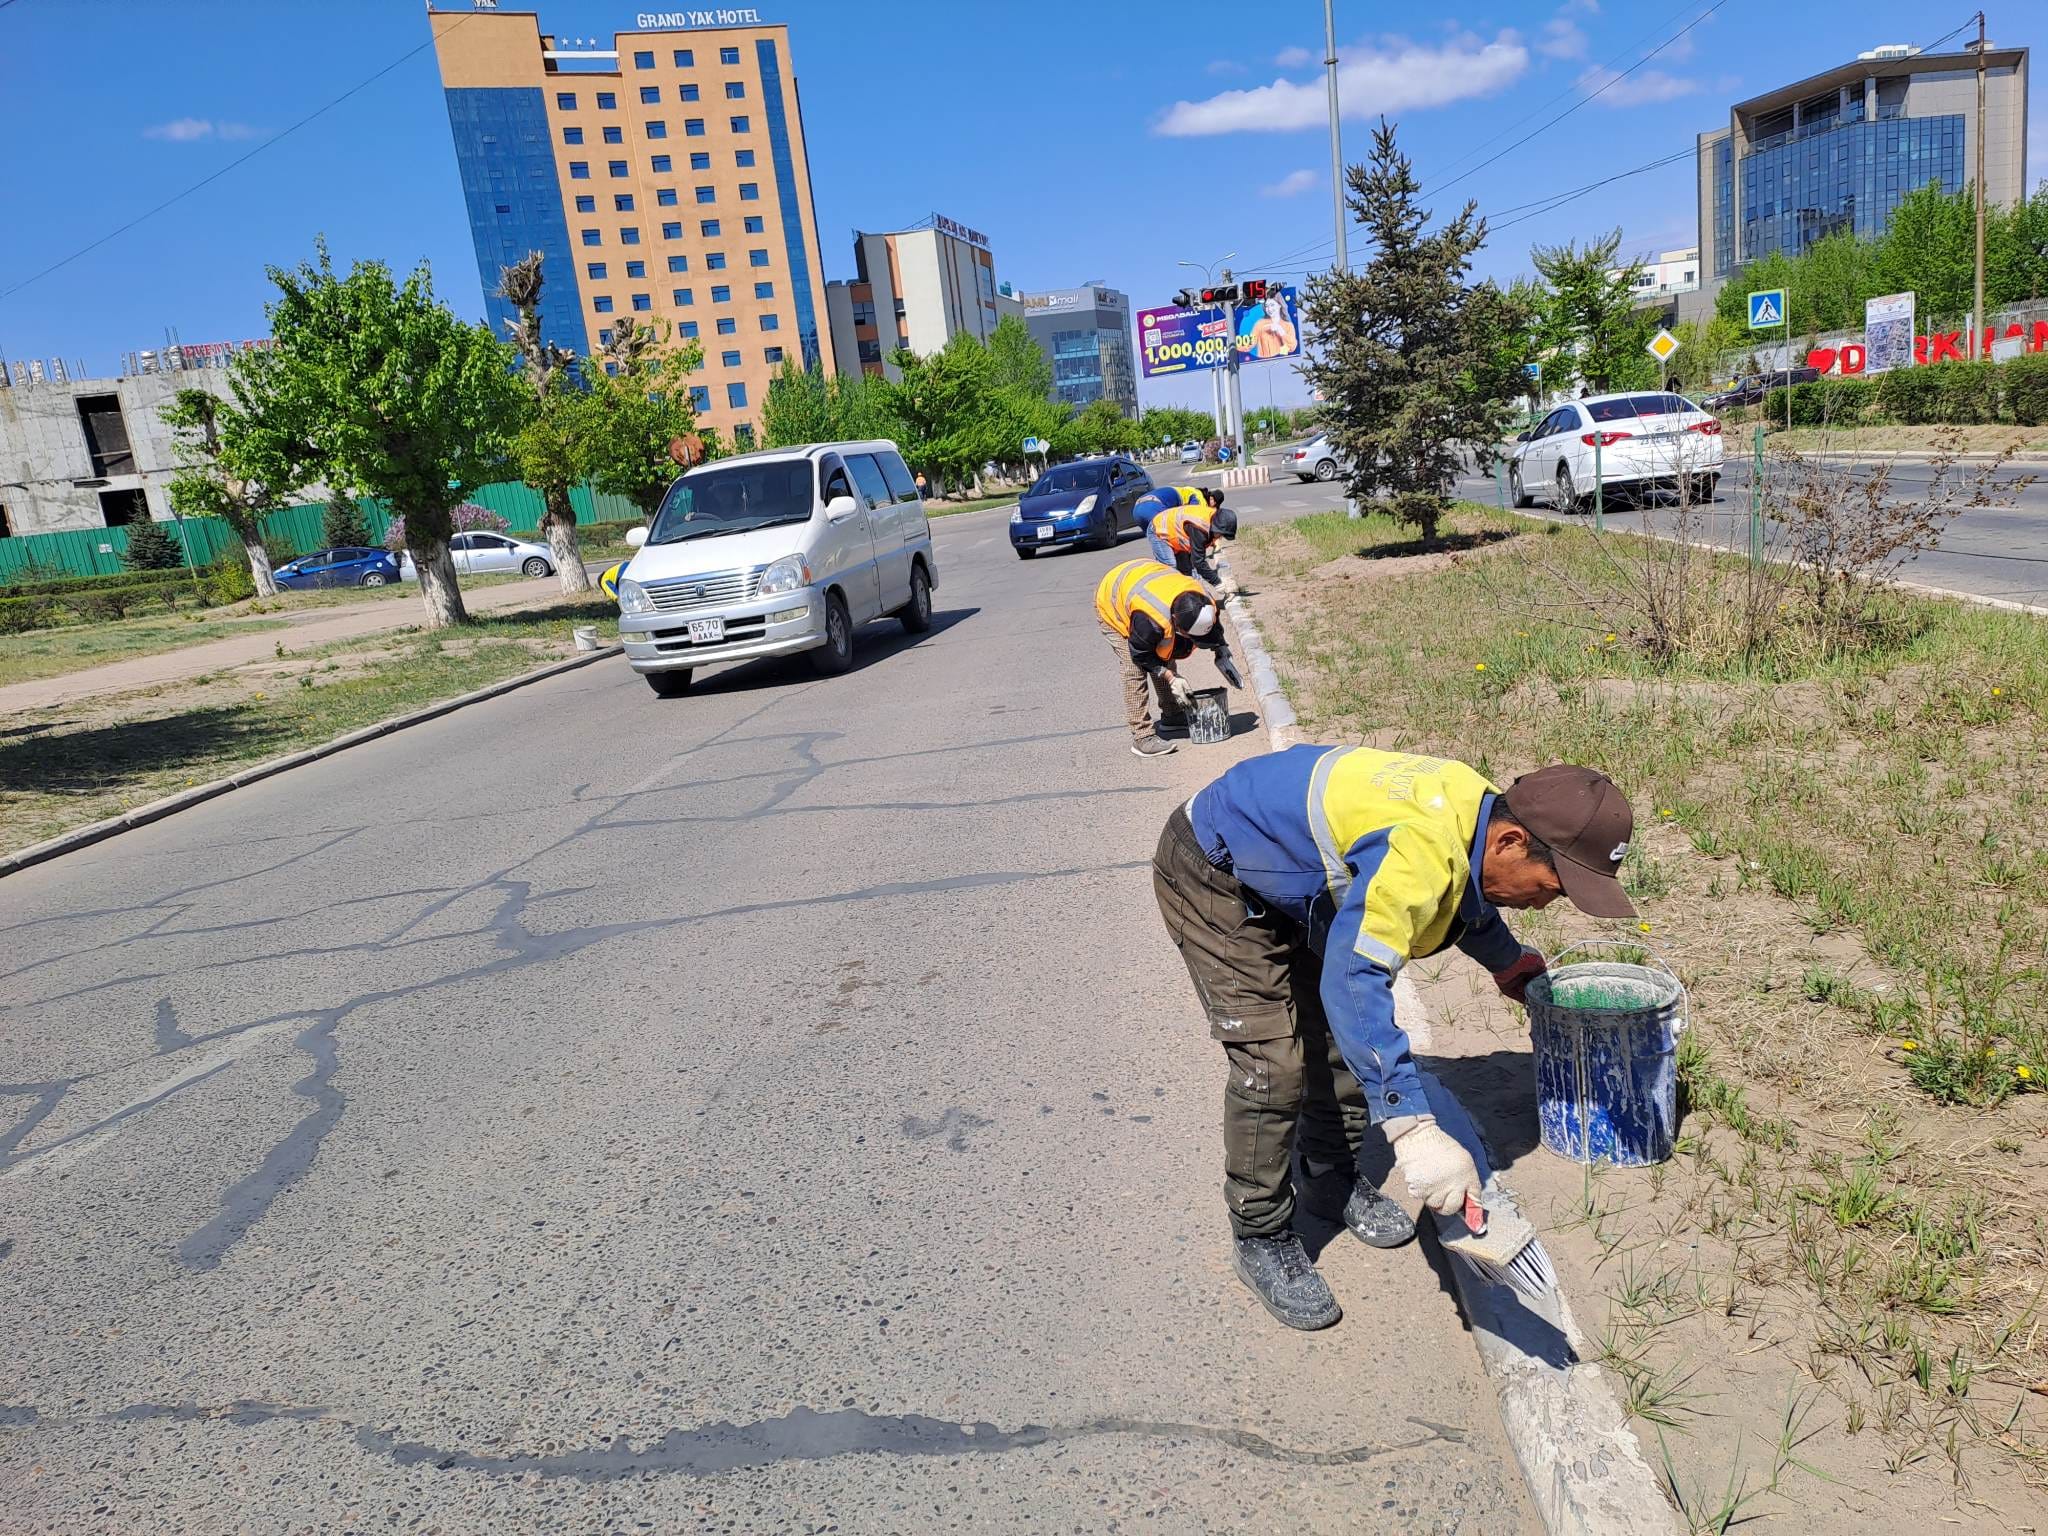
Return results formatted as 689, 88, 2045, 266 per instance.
1646, 328, 1680, 363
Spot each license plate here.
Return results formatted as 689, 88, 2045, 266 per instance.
688, 616, 725, 644
1036, 524, 1054, 540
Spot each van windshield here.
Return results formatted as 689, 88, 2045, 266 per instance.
648, 460, 815, 544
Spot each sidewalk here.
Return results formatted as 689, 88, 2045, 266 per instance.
3, 573, 572, 714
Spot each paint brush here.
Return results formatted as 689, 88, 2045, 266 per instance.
1419, 1075, 1559, 1301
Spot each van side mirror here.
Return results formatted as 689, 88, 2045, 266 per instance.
825, 493, 861, 522
625, 526, 648, 549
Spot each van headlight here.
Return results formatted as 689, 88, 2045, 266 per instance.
1074, 494, 1097, 516
757, 554, 811, 597
617, 579, 653, 615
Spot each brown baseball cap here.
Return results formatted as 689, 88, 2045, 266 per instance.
1502, 766, 1638, 919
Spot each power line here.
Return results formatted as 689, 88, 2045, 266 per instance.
0, 11, 476, 303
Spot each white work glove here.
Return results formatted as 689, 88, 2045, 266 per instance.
1386, 1114, 1483, 1215
1166, 675, 1196, 712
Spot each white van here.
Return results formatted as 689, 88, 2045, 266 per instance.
617, 440, 938, 697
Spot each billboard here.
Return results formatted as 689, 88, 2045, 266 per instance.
1863, 292, 1915, 375
1137, 285, 1301, 379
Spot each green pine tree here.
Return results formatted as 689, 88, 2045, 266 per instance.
322, 488, 373, 548
1300, 118, 1529, 543
121, 516, 186, 571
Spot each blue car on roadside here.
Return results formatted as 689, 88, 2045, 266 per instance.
1009, 457, 1152, 559
272, 546, 402, 591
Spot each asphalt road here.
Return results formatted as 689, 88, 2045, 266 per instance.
0, 489, 1539, 1532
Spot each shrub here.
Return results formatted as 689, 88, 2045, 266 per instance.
1932, 361, 1997, 424
121, 518, 186, 572
2003, 353, 2048, 427
1, 567, 192, 598
322, 491, 374, 549
1877, 366, 1942, 424
0, 594, 57, 633
201, 546, 256, 607
1784, 376, 1879, 429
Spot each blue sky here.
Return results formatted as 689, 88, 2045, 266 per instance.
1, 1, 2038, 412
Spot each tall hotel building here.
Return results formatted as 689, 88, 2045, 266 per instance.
430, 9, 834, 446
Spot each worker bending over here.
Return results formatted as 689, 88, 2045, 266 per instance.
1152, 746, 1636, 1328
1147, 496, 1238, 590
1095, 558, 1243, 758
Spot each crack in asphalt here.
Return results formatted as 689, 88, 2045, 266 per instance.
0, 1399, 1465, 1481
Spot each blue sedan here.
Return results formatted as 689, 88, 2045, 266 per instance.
273, 546, 401, 591
1009, 457, 1152, 559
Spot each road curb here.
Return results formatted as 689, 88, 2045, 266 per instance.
1215, 550, 1677, 1536
1, 644, 623, 880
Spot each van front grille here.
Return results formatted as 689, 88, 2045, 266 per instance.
643, 567, 764, 613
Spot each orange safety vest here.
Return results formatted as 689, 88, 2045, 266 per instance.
1095, 559, 1206, 662
1153, 502, 1215, 554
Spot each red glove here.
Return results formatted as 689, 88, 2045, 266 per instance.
1492, 947, 1546, 1005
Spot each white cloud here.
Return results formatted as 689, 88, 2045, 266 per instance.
1260, 168, 1320, 198
1206, 58, 1246, 76
1537, 17, 1587, 59
1576, 64, 1699, 107
143, 117, 258, 143
1156, 31, 1529, 137
1274, 45, 1315, 69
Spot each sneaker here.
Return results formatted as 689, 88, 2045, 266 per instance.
1130, 733, 1178, 758
1232, 1233, 1341, 1330
1300, 1177, 1417, 1250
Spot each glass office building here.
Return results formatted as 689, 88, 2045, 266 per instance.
1022, 286, 1138, 418
1694, 45, 2027, 293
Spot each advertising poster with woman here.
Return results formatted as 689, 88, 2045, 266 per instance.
1236, 287, 1301, 362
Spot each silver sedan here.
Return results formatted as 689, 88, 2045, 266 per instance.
401, 531, 557, 581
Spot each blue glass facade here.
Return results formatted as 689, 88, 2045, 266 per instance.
1728, 114, 1964, 269
754, 38, 821, 368
1711, 137, 1733, 277
443, 87, 585, 356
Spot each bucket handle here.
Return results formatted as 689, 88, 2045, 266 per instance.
1544, 938, 1688, 1034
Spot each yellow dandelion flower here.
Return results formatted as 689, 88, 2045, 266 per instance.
1659, 808, 1673, 818
1603, 632, 1617, 643
1637, 921, 1653, 932
2018, 1065, 2034, 1081
1516, 630, 1529, 638
1900, 1039, 1919, 1051
1991, 687, 2004, 696
1474, 662, 1487, 671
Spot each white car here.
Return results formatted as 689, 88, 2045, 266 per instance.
1508, 392, 1723, 511
1285, 433, 1349, 482
1178, 441, 1203, 464
616, 439, 937, 697
400, 531, 557, 580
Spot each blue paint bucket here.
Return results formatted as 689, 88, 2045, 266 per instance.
1525, 943, 1686, 1167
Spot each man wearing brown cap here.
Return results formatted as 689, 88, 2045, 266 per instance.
1152, 745, 1635, 1328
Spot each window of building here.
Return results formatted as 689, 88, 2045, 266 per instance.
668, 253, 688, 270
689, 385, 711, 411
599, 327, 614, 346
759, 311, 780, 330
674, 288, 694, 305
721, 349, 742, 367
563, 126, 584, 145
735, 148, 755, 168
640, 86, 660, 104
726, 382, 747, 409
715, 315, 736, 333
748, 249, 769, 267
625, 259, 646, 278
650, 153, 671, 172
738, 183, 759, 201
646, 120, 667, 140
696, 186, 716, 203
75, 394, 136, 475
594, 296, 614, 313
614, 193, 635, 211
729, 115, 750, 133
98, 487, 148, 528
619, 227, 641, 245
690, 151, 711, 170
600, 125, 621, 145
706, 252, 727, 269
581, 228, 601, 246
556, 91, 577, 110
743, 215, 764, 234
586, 261, 607, 279
679, 320, 700, 338
680, 83, 700, 102
725, 80, 746, 99
685, 117, 705, 136
700, 218, 721, 236
634, 49, 654, 69
657, 188, 678, 206
764, 346, 784, 364
719, 45, 740, 64
632, 294, 652, 312
569, 161, 590, 179
755, 284, 776, 302
608, 160, 629, 178
673, 47, 694, 66
663, 224, 683, 242
596, 92, 616, 110
574, 194, 596, 213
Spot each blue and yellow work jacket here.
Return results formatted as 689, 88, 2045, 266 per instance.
1133, 484, 1204, 523
1188, 745, 1525, 1121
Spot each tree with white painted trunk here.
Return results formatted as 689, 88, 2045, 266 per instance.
499, 252, 592, 595
160, 368, 303, 602
252, 239, 524, 629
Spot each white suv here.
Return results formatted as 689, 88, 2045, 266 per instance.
1508, 392, 1724, 511
617, 440, 937, 697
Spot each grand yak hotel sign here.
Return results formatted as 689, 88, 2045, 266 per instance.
636, 8, 764, 26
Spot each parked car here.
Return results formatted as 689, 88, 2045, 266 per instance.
1285, 433, 1350, 482
1178, 441, 1203, 464
1507, 391, 1724, 511
273, 546, 401, 590
1009, 457, 1151, 559
1701, 367, 1820, 412
615, 439, 937, 697
399, 531, 558, 582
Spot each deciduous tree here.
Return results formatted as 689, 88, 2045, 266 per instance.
499, 252, 592, 593
160, 364, 307, 600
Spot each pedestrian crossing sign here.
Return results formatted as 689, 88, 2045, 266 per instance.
1748, 289, 1786, 330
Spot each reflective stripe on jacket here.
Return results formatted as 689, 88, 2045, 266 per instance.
1188, 745, 1524, 1120
1152, 503, 1215, 554
1095, 559, 1205, 662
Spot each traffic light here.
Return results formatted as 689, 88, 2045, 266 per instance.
1240, 279, 1269, 304
1172, 287, 1199, 309
1199, 284, 1240, 306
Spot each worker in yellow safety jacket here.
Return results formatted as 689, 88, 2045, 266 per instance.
1146, 499, 1238, 589
1153, 745, 1637, 1328
1094, 558, 1243, 758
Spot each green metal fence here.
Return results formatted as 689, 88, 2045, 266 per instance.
0, 481, 643, 582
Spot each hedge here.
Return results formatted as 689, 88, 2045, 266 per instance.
1, 566, 197, 599
1766, 355, 2048, 431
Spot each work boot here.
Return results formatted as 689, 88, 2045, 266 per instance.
1131, 733, 1177, 758
1300, 1175, 1417, 1250
1232, 1233, 1341, 1330
1156, 711, 1191, 737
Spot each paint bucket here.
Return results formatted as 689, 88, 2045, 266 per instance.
1525, 941, 1685, 1166
1188, 688, 1230, 745
572, 625, 600, 653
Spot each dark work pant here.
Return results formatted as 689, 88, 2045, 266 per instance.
1151, 806, 1369, 1238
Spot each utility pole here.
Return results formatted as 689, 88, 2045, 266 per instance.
1324, 0, 1346, 271
1973, 9, 1987, 358
1221, 265, 1244, 451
